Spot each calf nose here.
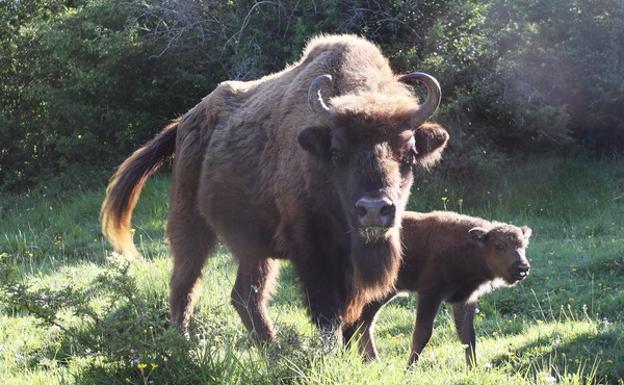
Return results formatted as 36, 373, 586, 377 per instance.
354, 197, 395, 227
514, 262, 531, 279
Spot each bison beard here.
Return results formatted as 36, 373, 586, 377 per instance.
100, 34, 448, 346
351, 230, 401, 294
345, 229, 402, 324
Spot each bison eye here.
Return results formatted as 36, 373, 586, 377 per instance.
495, 242, 506, 251
401, 147, 418, 165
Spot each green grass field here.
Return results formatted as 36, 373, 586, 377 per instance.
1, 156, 623, 385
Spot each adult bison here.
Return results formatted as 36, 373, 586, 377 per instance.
101, 34, 449, 343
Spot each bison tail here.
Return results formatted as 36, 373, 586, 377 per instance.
100, 120, 178, 257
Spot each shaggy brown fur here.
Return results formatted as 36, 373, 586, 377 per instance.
100, 34, 449, 343
344, 211, 532, 366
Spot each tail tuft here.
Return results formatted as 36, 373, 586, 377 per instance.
100, 121, 178, 257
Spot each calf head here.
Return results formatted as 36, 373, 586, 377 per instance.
469, 224, 533, 285
298, 73, 449, 296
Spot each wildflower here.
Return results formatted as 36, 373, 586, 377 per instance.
137, 363, 147, 370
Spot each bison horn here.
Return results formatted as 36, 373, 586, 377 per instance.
308, 74, 333, 122
399, 72, 441, 128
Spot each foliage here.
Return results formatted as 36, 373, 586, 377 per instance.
0, 0, 220, 190
1, 156, 623, 384
0, 254, 306, 384
1, 0, 623, 190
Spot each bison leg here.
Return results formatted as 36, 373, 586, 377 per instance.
168, 212, 217, 329
452, 302, 477, 367
294, 261, 346, 345
230, 258, 279, 344
408, 294, 442, 366
344, 291, 398, 361
167, 127, 219, 330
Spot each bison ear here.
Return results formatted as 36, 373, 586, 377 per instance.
521, 226, 532, 240
298, 126, 331, 158
469, 227, 488, 243
413, 123, 449, 169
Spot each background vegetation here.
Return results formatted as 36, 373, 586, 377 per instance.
1, 0, 623, 190
2, 157, 623, 384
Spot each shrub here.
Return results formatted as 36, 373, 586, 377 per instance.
1, 0, 622, 190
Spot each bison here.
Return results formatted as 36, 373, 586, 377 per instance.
100, 34, 449, 343
344, 211, 532, 366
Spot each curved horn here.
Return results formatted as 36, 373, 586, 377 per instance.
399, 72, 441, 128
308, 74, 333, 122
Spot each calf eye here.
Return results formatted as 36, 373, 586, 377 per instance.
495, 242, 506, 251
401, 147, 418, 165
330, 149, 342, 163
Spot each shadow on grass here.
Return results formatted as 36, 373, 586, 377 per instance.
491, 323, 624, 382
581, 251, 624, 277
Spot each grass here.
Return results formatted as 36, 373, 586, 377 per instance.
1, 155, 623, 385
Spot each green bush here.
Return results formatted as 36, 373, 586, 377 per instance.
0, 0, 222, 190
1, 0, 622, 191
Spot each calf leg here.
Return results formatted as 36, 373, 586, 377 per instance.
230, 258, 279, 344
343, 292, 398, 361
452, 302, 477, 367
408, 294, 442, 366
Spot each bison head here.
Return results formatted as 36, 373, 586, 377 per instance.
298, 73, 449, 298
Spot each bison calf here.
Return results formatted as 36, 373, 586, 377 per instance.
344, 211, 532, 367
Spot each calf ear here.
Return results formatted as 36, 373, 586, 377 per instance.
298, 126, 331, 158
413, 123, 449, 169
521, 226, 532, 240
469, 227, 488, 243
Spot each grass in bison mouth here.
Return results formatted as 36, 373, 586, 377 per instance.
358, 225, 390, 243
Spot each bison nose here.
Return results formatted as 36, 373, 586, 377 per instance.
354, 197, 395, 228
513, 262, 531, 280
